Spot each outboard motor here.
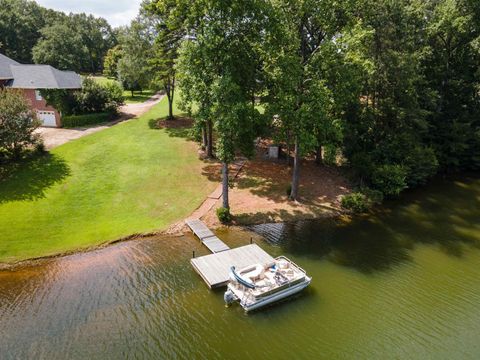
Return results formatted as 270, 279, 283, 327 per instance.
224, 290, 236, 306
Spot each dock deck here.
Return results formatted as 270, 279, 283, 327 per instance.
186, 219, 230, 253
191, 244, 274, 288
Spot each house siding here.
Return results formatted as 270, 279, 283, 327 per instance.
22, 89, 61, 127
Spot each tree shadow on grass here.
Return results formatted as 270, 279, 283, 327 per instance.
0, 154, 70, 204
148, 115, 196, 140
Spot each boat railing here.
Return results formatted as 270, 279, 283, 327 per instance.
275, 256, 308, 275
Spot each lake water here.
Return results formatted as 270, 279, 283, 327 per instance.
1, 175, 479, 359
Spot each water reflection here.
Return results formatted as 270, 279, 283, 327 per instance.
250, 175, 480, 273
0, 175, 479, 359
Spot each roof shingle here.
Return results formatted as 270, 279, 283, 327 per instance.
0, 53, 20, 79
0, 53, 82, 89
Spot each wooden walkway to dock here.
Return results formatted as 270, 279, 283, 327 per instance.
191, 244, 274, 288
185, 219, 230, 253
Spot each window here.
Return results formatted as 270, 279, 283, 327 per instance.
35, 90, 43, 101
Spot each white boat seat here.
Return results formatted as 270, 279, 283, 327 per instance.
241, 264, 264, 281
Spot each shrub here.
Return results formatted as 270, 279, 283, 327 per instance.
62, 113, 112, 128
34, 141, 47, 155
341, 192, 370, 213
404, 146, 439, 187
359, 186, 384, 205
286, 183, 292, 196
0, 89, 41, 161
323, 144, 338, 166
371, 164, 408, 197
350, 152, 374, 180
102, 81, 124, 115
73, 77, 124, 115
42, 77, 124, 116
216, 207, 232, 224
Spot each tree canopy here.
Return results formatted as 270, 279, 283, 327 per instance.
0, 0, 116, 73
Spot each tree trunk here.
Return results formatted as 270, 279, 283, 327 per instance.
222, 162, 229, 209
168, 77, 175, 120
206, 119, 213, 158
201, 124, 208, 149
290, 137, 300, 201
286, 132, 292, 166
315, 145, 322, 165
168, 96, 173, 120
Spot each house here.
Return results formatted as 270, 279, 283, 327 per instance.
0, 53, 82, 127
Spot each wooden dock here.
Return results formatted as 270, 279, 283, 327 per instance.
191, 244, 274, 288
186, 219, 275, 288
185, 219, 230, 253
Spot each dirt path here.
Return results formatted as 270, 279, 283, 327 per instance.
37, 93, 164, 150
119, 93, 164, 118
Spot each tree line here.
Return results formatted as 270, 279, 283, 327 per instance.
2, 0, 478, 218
138, 0, 479, 217
0, 0, 116, 73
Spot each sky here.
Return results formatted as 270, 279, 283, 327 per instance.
35, 0, 142, 27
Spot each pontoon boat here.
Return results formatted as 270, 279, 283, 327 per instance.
224, 256, 311, 312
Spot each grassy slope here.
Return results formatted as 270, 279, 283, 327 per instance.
0, 96, 216, 263
92, 76, 156, 104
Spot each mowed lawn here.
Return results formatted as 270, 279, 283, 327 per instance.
0, 96, 216, 263
92, 76, 156, 104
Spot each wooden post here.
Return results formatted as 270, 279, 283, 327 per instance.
193, 250, 196, 259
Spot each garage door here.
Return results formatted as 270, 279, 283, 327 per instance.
37, 111, 57, 127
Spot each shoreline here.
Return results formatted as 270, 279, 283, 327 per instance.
0, 206, 346, 271
0, 139, 351, 270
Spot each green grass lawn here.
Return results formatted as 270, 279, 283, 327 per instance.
92, 76, 156, 104
0, 96, 216, 263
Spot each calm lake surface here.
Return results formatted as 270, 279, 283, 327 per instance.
1, 175, 479, 359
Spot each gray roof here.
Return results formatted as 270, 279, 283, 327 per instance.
8, 65, 82, 89
0, 53, 20, 79
0, 53, 82, 89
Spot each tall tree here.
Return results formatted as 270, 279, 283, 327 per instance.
423, 0, 480, 170
103, 45, 123, 78
178, 0, 267, 211
0, 0, 116, 72
69, 13, 116, 73
0, 0, 46, 62
341, 0, 442, 194
145, 0, 187, 120
264, 0, 353, 200
116, 20, 153, 95
32, 23, 89, 71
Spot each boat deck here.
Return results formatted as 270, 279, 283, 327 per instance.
191, 244, 274, 288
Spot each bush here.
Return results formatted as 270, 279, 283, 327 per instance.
350, 152, 374, 180
371, 164, 408, 197
404, 146, 439, 187
73, 77, 124, 115
286, 183, 292, 196
42, 77, 124, 116
102, 81, 124, 114
359, 186, 384, 204
216, 207, 232, 224
0, 89, 41, 161
62, 113, 112, 128
341, 192, 370, 213
323, 144, 338, 166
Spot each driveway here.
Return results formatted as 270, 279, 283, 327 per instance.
37, 93, 164, 149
